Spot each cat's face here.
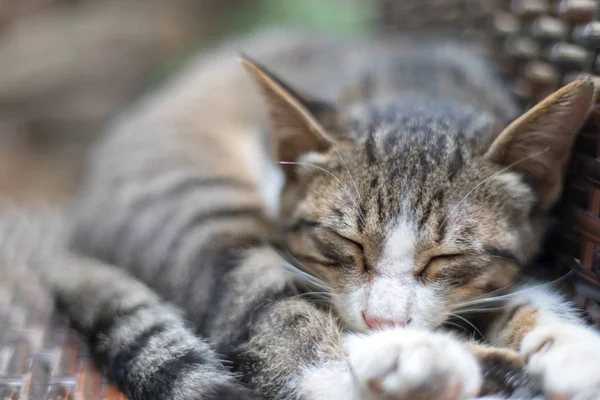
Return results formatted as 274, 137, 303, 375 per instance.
280, 118, 538, 331
242, 56, 595, 332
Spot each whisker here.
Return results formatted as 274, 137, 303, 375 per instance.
451, 271, 572, 310
283, 263, 330, 291
440, 146, 550, 230
453, 305, 513, 314
330, 145, 364, 223
273, 249, 332, 291
446, 312, 484, 339
448, 283, 516, 312
442, 320, 471, 335
283, 254, 327, 280
293, 291, 331, 298
453, 296, 515, 309
279, 161, 362, 215
468, 282, 516, 301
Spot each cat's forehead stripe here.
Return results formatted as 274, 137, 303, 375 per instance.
378, 217, 416, 276
364, 130, 377, 165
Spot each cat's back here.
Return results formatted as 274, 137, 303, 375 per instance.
171, 31, 518, 123
99, 30, 517, 146
80, 30, 518, 217
350, 39, 519, 125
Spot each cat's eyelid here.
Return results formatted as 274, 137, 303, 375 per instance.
319, 226, 370, 272
288, 218, 363, 248
418, 249, 519, 282
299, 218, 321, 228
302, 222, 368, 272
482, 247, 520, 265
430, 249, 519, 264
429, 253, 464, 261
323, 227, 364, 250
285, 218, 321, 232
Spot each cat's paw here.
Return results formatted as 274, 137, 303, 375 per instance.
346, 328, 481, 400
521, 324, 600, 400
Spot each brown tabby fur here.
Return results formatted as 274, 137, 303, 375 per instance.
4, 30, 598, 400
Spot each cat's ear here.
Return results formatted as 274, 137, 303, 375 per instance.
241, 55, 340, 177
485, 79, 595, 210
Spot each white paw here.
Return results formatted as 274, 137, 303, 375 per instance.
521, 324, 600, 400
345, 328, 481, 400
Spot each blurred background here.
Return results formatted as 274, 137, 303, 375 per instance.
0, 0, 383, 206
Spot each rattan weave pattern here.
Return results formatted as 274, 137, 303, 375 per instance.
0, 264, 124, 399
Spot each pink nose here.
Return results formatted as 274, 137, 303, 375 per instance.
363, 312, 412, 330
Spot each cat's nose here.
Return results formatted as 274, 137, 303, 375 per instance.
363, 312, 412, 330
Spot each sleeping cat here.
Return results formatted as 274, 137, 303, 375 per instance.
5, 30, 600, 399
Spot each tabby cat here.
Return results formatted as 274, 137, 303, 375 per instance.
5, 30, 600, 400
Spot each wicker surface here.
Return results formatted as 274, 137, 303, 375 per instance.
481, 0, 600, 329
0, 267, 125, 399
379, 0, 493, 36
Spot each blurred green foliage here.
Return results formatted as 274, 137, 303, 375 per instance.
150, 0, 376, 87
221, 0, 376, 37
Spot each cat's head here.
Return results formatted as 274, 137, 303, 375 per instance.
242, 56, 595, 332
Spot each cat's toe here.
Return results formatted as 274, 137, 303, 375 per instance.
346, 328, 481, 400
521, 324, 600, 400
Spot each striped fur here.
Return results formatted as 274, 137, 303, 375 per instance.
0, 210, 260, 399
8, 29, 592, 399
71, 30, 358, 399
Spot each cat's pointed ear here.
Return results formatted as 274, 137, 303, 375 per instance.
485, 79, 595, 210
241, 54, 340, 176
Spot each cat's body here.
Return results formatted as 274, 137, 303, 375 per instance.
4, 30, 600, 400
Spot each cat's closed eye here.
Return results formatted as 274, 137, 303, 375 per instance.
314, 228, 367, 269
415, 254, 466, 282
297, 222, 369, 272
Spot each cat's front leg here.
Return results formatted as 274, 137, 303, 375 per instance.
301, 328, 481, 400
487, 281, 600, 399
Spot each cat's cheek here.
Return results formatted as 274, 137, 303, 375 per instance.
411, 284, 448, 328
334, 285, 369, 332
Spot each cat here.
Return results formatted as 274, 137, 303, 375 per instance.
4, 29, 600, 400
